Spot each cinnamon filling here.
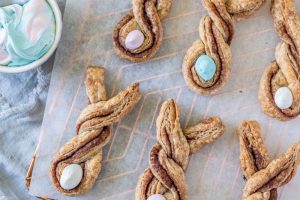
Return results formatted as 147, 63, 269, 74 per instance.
113, 0, 160, 58
255, 166, 290, 193
150, 144, 174, 189
149, 144, 182, 199
211, 2, 234, 44
194, 18, 221, 89
52, 127, 110, 190
77, 111, 113, 132
251, 149, 264, 170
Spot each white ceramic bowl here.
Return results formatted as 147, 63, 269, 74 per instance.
0, 0, 62, 73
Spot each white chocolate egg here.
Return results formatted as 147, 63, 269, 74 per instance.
59, 164, 83, 190
274, 87, 293, 110
125, 30, 144, 50
147, 194, 166, 200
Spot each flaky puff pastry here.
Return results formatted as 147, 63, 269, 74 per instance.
183, 0, 265, 95
259, 0, 300, 121
136, 99, 225, 200
113, 0, 172, 62
237, 120, 300, 200
50, 67, 141, 196
237, 121, 277, 200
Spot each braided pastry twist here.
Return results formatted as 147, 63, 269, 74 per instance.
259, 0, 300, 121
237, 121, 277, 200
50, 67, 141, 196
113, 0, 172, 62
182, 0, 265, 95
237, 120, 300, 200
136, 99, 225, 200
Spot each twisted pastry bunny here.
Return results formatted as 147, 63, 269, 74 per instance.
182, 0, 265, 95
113, 0, 172, 62
50, 67, 141, 196
259, 0, 300, 121
237, 120, 300, 200
136, 99, 225, 200
237, 121, 277, 200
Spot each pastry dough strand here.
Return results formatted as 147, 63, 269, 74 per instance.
113, 0, 172, 62
259, 0, 300, 121
136, 99, 225, 200
50, 67, 141, 196
183, 0, 265, 95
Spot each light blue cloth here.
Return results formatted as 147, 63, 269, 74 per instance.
0, 1, 65, 199
0, 65, 50, 200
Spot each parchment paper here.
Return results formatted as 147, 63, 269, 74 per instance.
28, 0, 300, 199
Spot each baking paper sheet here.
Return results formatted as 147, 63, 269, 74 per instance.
29, 0, 300, 199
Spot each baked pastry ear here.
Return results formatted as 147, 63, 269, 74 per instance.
49, 66, 141, 196
237, 121, 277, 200
242, 141, 300, 200
182, 0, 265, 95
135, 99, 225, 200
113, 0, 172, 63
237, 120, 300, 200
259, 0, 300, 121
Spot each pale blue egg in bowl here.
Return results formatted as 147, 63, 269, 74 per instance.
0, 0, 62, 73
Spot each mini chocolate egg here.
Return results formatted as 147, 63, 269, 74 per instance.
125, 30, 144, 50
274, 87, 293, 109
147, 194, 166, 200
195, 54, 216, 81
59, 164, 83, 190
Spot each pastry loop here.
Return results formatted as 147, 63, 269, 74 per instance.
183, 0, 265, 95
238, 121, 300, 200
259, 0, 300, 121
113, 0, 172, 62
136, 99, 225, 200
243, 142, 300, 200
237, 121, 277, 200
50, 67, 141, 196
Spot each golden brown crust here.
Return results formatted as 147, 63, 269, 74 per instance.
243, 141, 300, 200
226, 0, 266, 20
237, 121, 277, 200
135, 99, 225, 200
85, 67, 107, 104
184, 116, 225, 154
237, 121, 270, 179
258, 0, 300, 121
237, 120, 300, 200
183, 0, 265, 95
50, 67, 141, 196
113, 0, 172, 63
